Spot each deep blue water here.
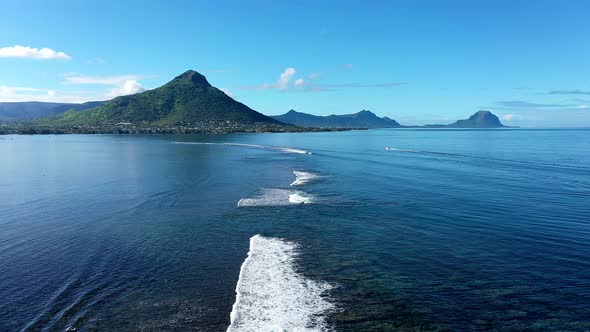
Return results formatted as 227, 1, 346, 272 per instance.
1, 129, 589, 331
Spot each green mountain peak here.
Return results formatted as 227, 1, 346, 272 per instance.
40, 69, 281, 127
170, 70, 212, 87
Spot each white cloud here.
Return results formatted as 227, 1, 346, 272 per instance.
0, 45, 71, 60
65, 74, 146, 98
106, 80, 146, 98
294, 78, 305, 88
241, 67, 404, 93
0, 85, 97, 103
344, 63, 353, 70
501, 114, 515, 121
247, 67, 298, 91
64, 74, 141, 85
278, 67, 296, 90
0, 86, 41, 102
0, 73, 149, 102
219, 88, 235, 98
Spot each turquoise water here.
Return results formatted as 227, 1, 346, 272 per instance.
1, 129, 589, 331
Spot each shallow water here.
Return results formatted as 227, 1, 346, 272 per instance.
1, 129, 589, 331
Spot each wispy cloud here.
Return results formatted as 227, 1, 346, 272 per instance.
85, 57, 107, 65
482, 100, 589, 114
64, 74, 142, 85
242, 67, 406, 92
496, 100, 577, 108
294, 78, 305, 88
343, 63, 353, 70
64, 74, 146, 98
501, 114, 515, 121
317, 82, 407, 89
308, 72, 321, 79
106, 80, 145, 98
0, 45, 71, 60
291, 73, 322, 90
205, 69, 236, 73
243, 67, 297, 91
0, 85, 96, 103
545, 89, 590, 95
293, 81, 407, 92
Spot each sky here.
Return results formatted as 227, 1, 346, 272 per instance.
1, 0, 589, 127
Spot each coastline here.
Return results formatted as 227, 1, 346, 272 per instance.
0, 122, 364, 135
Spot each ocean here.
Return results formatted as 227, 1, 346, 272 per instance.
1, 129, 589, 331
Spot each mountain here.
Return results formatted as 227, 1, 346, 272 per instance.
0, 101, 104, 122
272, 110, 401, 128
44, 70, 282, 127
423, 111, 506, 128
448, 110, 505, 128
271, 109, 507, 129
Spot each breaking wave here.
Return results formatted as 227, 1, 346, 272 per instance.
227, 235, 334, 332
237, 189, 314, 207
291, 171, 320, 186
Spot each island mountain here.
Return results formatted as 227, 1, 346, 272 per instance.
422, 111, 506, 128
39, 70, 283, 131
272, 110, 401, 129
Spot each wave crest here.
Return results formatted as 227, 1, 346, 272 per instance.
237, 189, 315, 207
227, 235, 334, 332
291, 171, 320, 186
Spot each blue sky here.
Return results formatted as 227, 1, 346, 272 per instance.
1, 0, 589, 127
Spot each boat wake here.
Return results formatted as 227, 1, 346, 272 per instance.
172, 142, 312, 155
385, 146, 418, 153
291, 171, 320, 186
227, 235, 334, 332
237, 188, 314, 207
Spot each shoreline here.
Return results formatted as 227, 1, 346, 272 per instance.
0, 123, 365, 135
0, 126, 529, 135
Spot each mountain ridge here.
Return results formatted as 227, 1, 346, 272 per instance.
272, 109, 401, 129
271, 109, 508, 129
0, 101, 104, 122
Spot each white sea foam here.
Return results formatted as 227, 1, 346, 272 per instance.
237, 189, 314, 207
288, 193, 314, 204
385, 146, 418, 153
291, 171, 319, 186
227, 235, 334, 332
172, 142, 312, 155
279, 147, 312, 155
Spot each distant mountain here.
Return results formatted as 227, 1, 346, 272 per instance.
272, 109, 507, 129
272, 110, 401, 128
44, 70, 282, 126
0, 101, 104, 122
423, 111, 506, 128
